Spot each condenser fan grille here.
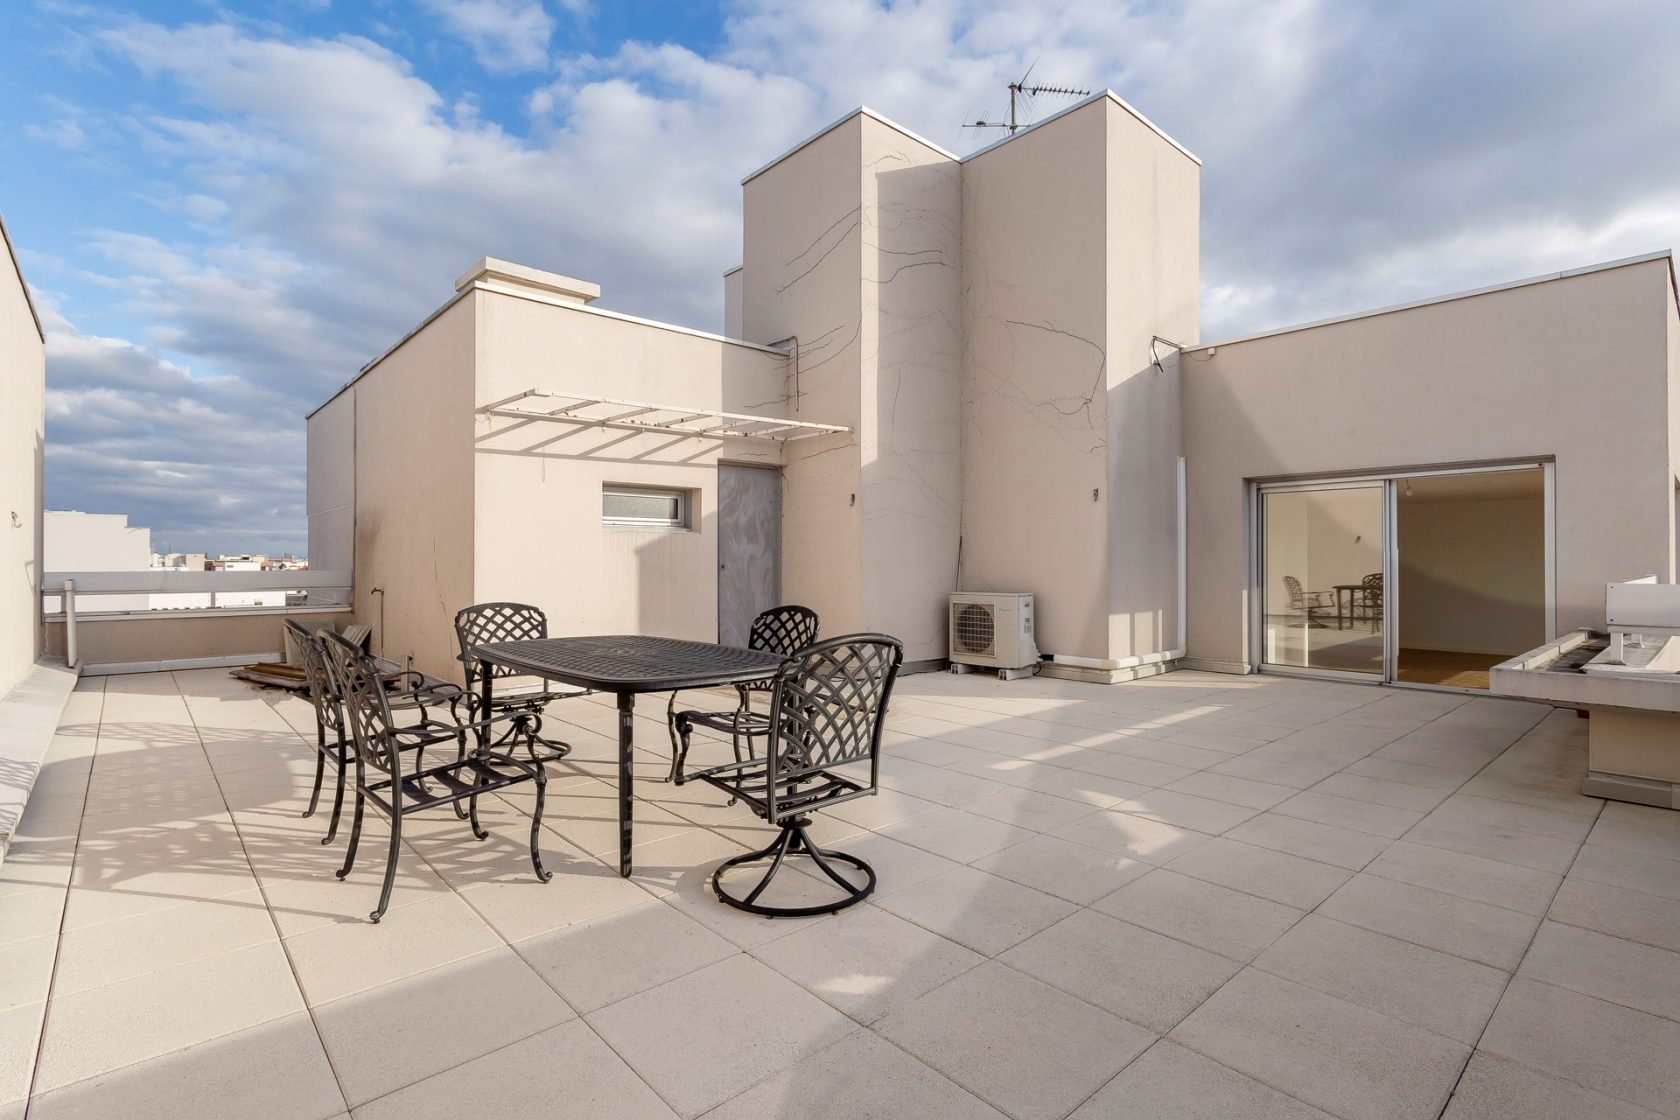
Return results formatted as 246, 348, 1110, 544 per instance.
952, 602, 997, 656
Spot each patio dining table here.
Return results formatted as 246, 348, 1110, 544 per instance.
470, 635, 788, 877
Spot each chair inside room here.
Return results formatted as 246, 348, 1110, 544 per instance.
320, 631, 554, 922
685, 633, 903, 917
453, 602, 576, 763
1282, 575, 1334, 629
1354, 571, 1384, 629
286, 618, 464, 844
666, 604, 820, 783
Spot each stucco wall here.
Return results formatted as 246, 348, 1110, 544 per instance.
0, 216, 44, 698
347, 295, 477, 678
1104, 101, 1200, 660
961, 101, 1111, 660
857, 116, 963, 662
306, 391, 355, 575
741, 117, 866, 639
472, 286, 790, 650
1183, 258, 1676, 670
43, 609, 353, 668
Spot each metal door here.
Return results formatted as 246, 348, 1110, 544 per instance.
717, 464, 782, 647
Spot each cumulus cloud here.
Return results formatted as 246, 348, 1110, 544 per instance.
23, 0, 1680, 555
418, 0, 557, 71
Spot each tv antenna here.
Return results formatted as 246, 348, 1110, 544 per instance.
964, 63, 1090, 136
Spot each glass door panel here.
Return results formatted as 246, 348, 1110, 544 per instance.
1260, 486, 1385, 676
1393, 467, 1546, 689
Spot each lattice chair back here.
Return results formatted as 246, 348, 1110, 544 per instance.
763, 634, 903, 824
1282, 575, 1306, 609
455, 602, 549, 685
322, 631, 403, 778
739, 605, 820, 693
285, 619, 343, 734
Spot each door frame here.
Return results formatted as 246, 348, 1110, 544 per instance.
1248, 459, 1555, 690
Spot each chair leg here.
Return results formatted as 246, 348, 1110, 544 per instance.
335, 792, 365, 879
672, 715, 694, 786
321, 729, 348, 846
303, 722, 326, 819
452, 731, 470, 820
665, 691, 682, 783
371, 807, 402, 923
467, 774, 490, 840
529, 771, 553, 883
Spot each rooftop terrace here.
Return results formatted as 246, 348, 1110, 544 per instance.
4, 667, 1679, 1119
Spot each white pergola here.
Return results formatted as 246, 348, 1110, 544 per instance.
482, 390, 850, 442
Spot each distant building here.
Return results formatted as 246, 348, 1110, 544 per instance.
44, 512, 156, 611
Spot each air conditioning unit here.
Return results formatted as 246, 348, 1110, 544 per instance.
949, 592, 1039, 678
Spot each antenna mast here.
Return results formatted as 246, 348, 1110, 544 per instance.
964, 65, 1090, 135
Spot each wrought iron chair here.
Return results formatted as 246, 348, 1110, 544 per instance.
685, 634, 903, 917
319, 631, 553, 922
1282, 575, 1334, 629
1355, 571, 1383, 629
287, 619, 464, 842
666, 604, 820, 784
453, 603, 576, 763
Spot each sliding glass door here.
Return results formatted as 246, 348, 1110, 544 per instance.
1259, 483, 1386, 678
1257, 465, 1551, 690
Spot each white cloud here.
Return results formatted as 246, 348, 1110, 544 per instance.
419, 0, 556, 71
29, 0, 1680, 553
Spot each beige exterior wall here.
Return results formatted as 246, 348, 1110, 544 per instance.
0, 215, 44, 698
960, 98, 1199, 662
306, 391, 355, 574
346, 295, 478, 677
1183, 258, 1676, 670
741, 116, 866, 640
1104, 103, 1200, 660
961, 102, 1110, 659
471, 286, 788, 658
857, 117, 963, 661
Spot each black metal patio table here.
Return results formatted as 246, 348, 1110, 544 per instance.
470, 635, 788, 877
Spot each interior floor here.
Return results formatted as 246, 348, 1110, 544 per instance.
1395, 648, 1505, 690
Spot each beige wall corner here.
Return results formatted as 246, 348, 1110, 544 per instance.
0, 212, 45, 698
742, 115, 866, 638
1103, 97, 1200, 662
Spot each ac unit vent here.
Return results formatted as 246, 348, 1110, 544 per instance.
952, 602, 996, 656
948, 592, 1039, 672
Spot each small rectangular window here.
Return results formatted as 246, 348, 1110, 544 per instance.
603, 485, 689, 528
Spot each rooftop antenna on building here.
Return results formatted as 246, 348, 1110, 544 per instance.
963, 61, 1090, 136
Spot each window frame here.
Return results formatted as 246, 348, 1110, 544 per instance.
601, 484, 692, 530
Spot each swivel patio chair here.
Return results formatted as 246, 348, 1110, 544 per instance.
666, 604, 820, 784
453, 602, 576, 764
288, 619, 464, 843
320, 631, 553, 923
684, 634, 903, 917
1282, 575, 1334, 629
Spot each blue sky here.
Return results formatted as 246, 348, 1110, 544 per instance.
3, 0, 1678, 556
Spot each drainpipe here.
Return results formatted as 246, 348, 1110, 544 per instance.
63, 579, 78, 669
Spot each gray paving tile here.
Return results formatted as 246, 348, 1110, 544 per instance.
1171, 968, 1469, 1120
1547, 877, 1680, 955
1479, 979, 1680, 1117
1318, 874, 1538, 970
874, 865, 1076, 956
1442, 1050, 1668, 1120
1070, 1039, 1334, 1120
1003, 909, 1239, 1032
1254, 915, 1507, 1044
1363, 840, 1561, 917
971, 833, 1150, 905
1225, 813, 1391, 871
1095, 869, 1304, 962
1517, 920, 1680, 1024
876, 962, 1154, 1120
703, 1027, 1005, 1120
1165, 837, 1351, 910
